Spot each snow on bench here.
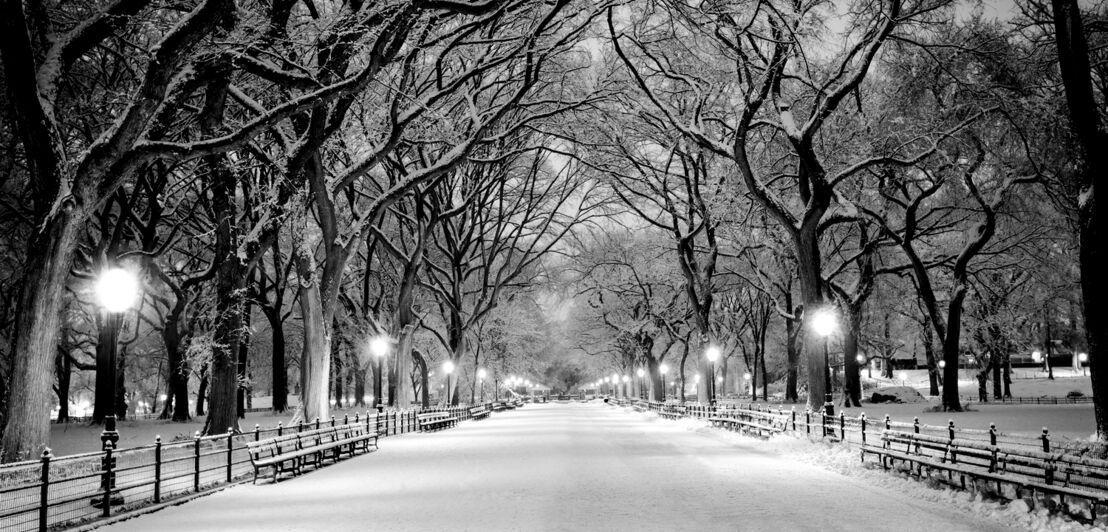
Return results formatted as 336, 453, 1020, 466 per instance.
417, 412, 458, 432
247, 424, 378, 484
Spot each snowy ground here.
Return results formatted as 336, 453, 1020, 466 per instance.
99, 403, 1022, 532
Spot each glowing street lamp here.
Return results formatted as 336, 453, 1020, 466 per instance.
477, 368, 487, 402
636, 368, 645, 399
899, 371, 908, 385
1079, 353, 1089, 376
659, 363, 670, 400
94, 266, 139, 497
369, 336, 389, 408
705, 346, 721, 406
809, 307, 837, 417
443, 360, 455, 375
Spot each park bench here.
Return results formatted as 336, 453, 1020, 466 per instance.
469, 406, 490, 421
418, 411, 458, 432
247, 424, 378, 484
658, 406, 687, 421
708, 409, 788, 439
862, 429, 1108, 520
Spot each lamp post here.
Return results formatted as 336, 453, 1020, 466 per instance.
743, 372, 751, 399
636, 368, 645, 399
370, 336, 389, 408
621, 375, 630, 399
810, 308, 837, 417
477, 368, 487, 402
1080, 353, 1089, 377
93, 267, 139, 509
443, 360, 455, 404
705, 346, 720, 407
659, 363, 670, 401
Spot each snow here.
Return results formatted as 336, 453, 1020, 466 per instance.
100, 403, 1024, 531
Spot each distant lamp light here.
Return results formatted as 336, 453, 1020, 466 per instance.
621, 375, 629, 383
443, 360, 455, 374
636, 368, 644, 378
855, 354, 865, 364
898, 371, 908, 382
1032, 351, 1042, 363
477, 368, 487, 380
810, 308, 837, 337
1079, 353, 1089, 363
659, 364, 670, 375
743, 372, 751, 380
694, 374, 701, 383
716, 376, 723, 383
370, 336, 389, 358
938, 360, 946, 369
363, 395, 372, 403
705, 346, 721, 362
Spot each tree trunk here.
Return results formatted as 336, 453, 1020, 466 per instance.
393, 324, 415, 408
1051, 0, 1108, 439
297, 268, 331, 423
941, 285, 969, 411
267, 308, 287, 412
160, 305, 191, 421
196, 366, 208, 417
784, 306, 799, 402
236, 305, 251, 419
921, 317, 940, 396
54, 342, 71, 424
841, 309, 862, 407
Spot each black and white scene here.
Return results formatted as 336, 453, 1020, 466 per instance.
0, 0, 1105, 530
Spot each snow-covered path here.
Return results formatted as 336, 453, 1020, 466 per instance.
100, 403, 1014, 531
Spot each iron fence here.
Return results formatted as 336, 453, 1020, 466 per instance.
0, 404, 485, 532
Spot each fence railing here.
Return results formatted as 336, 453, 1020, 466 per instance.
0, 404, 486, 532
615, 398, 1108, 511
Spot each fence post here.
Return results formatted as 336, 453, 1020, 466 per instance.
315, 417, 320, 430
40, 448, 52, 531
277, 422, 283, 436
344, 413, 349, 425
101, 442, 114, 518
297, 420, 303, 433
1043, 427, 1054, 485
254, 424, 260, 442
791, 407, 796, 432
805, 410, 811, 436
948, 420, 955, 442
226, 428, 234, 483
331, 416, 336, 428
193, 431, 201, 492
913, 417, 920, 434
154, 436, 162, 503
839, 412, 846, 441
989, 423, 997, 446
821, 410, 828, 438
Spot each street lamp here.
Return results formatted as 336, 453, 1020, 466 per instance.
1080, 353, 1089, 377
899, 371, 908, 386
810, 307, 837, 417
93, 266, 138, 507
636, 368, 645, 399
370, 336, 389, 408
622, 375, 630, 400
705, 346, 721, 406
477, 368, 487, 402
743, 372, 751, 398
659, 363, 670, 401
